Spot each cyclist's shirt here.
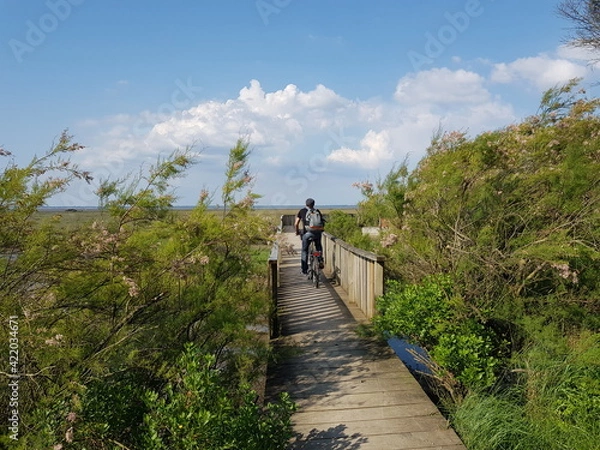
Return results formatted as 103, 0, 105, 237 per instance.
296, 207, 309, 232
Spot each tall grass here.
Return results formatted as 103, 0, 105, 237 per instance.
452, 393, 530, 449
453, 332, 600, 450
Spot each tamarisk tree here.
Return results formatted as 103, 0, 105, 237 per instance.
0, 137, 293, 450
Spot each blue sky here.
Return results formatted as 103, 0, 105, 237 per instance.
1, 0, 598, 207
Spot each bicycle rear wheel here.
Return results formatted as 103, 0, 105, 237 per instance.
311, 251, 319, 288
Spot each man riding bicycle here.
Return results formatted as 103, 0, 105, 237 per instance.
295, 198, 325, 275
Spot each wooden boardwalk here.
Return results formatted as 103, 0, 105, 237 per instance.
265, 235, 466, 450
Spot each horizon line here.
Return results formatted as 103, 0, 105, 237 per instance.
40, 204, 358, 210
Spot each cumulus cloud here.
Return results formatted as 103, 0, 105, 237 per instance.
556, 44, 600, 67
490, 54, 587, 90
325, 67, 517, 170
72, 66, 524, 205
77, 80, 350, 166
145, 80, 354, 156
328, 130, 393, 169
395, 68, 490, 105
239, 79, 347, 116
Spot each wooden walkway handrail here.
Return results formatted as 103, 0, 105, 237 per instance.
268, 241, 280, 339
322, 232, 385, 320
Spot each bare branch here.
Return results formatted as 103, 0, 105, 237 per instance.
559, 0, 600, 58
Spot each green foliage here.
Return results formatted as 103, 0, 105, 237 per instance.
385, 79, 600, 322
97, 149, 193, 221
431, 320, 499, 390
221, 138, 261, 216
142, 344, 295, 450
452, 392, 534, 450
537, 78, 586, 123
516, 327, 600, 429
324, 210, 377, 251
323, 210, 359, 241
374, 276, 453, 347
352, 162, 408, 227
0, 136, 291, 449
375, 276, 501, 392
85, 369, 162, 444
0, 132, 90, 240
365, 80, 600, 446
453, 331, 600, 450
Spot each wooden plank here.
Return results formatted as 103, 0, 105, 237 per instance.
292, 415, 457, 437
291, 403, 443, 424
266, 234, 466, 450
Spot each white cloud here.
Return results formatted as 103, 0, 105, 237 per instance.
395, 68, 490, 105
146, 80, 351, 155
238, 79, 347, 117
73, 69, 519, 206
326, 67, 516, 171
104, 80, 130, 94
328, 130, 392, 169
556, 44, 600, 64
490, 54, 587, 90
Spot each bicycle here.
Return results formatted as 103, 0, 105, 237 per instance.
307, 238, 322, 288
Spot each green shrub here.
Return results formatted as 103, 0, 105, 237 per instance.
142, 344, 295, 450
356, 79, 600, 449
324, 210, 377, 251
79, 369, 157, 447
431, 320, 499, 390
374, 276, 453, 347
352, 163, 408, 227
375, 275, 502, 392
322, 210, 359, 241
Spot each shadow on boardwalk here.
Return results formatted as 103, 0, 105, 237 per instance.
265, 252, 466, 450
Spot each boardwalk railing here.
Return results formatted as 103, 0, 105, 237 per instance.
279, 214, 296, 232
268, 240, 280, 339
322, 232, 385, 320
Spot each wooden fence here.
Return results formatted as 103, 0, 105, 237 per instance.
322, 232, 385, 320
267, 241, 280, 338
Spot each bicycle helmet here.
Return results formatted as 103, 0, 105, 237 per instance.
305, 198, 315, 208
